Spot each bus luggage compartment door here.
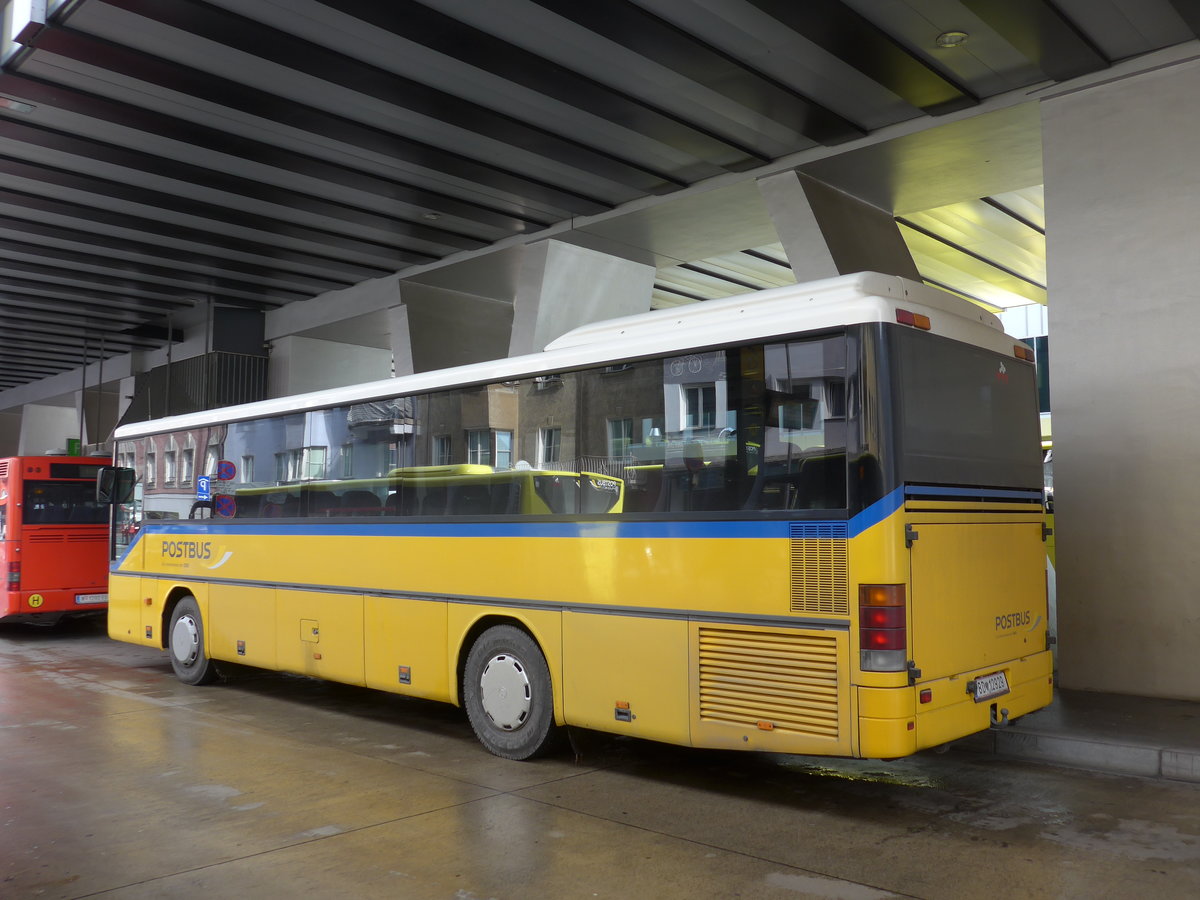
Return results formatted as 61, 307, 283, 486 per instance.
908, 522, 1047, 683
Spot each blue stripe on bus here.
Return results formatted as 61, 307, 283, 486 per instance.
125, 488, 910, 544
145, 520, 800, 539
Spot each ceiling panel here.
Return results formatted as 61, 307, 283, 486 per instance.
0, 0, 1194, 396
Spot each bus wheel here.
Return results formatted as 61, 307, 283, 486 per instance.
168, 596, 219, 686
463, 625, 559, 760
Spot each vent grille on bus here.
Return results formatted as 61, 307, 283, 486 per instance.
0, 461, 8, 478
698, 626, 840, 738
68, 533, 105, 542
28, 533, 66, 543
789, 523, 848, 615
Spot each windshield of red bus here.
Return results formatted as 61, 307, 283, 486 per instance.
23, 480, 109, 525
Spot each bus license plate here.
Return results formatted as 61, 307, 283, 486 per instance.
75, 593, 107, 605
971, 671, 1010, 702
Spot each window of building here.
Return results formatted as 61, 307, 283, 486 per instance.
433, 434, 452, 467
467, 430, 490, 466
607, 418, 632, 459
495, 430, 513, 470
683, 384, 717, 432
164, 449, 177, 485
205, 444, 221, 478
145, 451, 156, 486
181, 447, 194, 485
539, 428, 561, 468
241, 455, 255, 484
305, 447, 327, 481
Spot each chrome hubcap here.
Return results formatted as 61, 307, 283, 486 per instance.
479, 653, 531, 731
171, 614, 200, 666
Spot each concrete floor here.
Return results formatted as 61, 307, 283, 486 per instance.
2, 618, 1198, 900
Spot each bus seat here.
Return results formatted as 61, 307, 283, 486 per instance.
419, 487, 447, 516
449, 486, 491, 515
795, 453, 847, 510
278, 496, 301, 517
305, 491, 339, 517
340, 490, 381, 516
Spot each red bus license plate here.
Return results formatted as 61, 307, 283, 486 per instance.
75, 593, 107, 605
971, 671, 1009, 702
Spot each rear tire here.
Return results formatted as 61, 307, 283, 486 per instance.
463, 625, 560, 760
168, 595, 219, 686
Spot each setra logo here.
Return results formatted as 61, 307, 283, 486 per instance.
161, 540, 213, 561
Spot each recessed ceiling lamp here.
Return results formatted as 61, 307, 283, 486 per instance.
0, 96, 35, 113
935, 31, 969, 48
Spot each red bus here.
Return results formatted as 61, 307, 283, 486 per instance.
0, 456, 111, 624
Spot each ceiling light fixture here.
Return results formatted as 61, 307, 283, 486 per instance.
935, 31, 969, 48
0, 96, 35, 113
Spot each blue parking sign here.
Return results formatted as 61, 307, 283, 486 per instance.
196, 475, 212, 501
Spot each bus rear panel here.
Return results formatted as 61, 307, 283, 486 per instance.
1, 456, 111, 623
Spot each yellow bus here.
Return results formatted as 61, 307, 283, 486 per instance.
101, 272, 1052, 760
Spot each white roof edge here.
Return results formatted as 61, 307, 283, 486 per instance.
114, 272, 1014, 440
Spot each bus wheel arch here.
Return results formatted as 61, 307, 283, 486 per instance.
454, 615, 527, 704
160, 587, 196, 649
460, 620, 562, 760
164, 591, 220, 686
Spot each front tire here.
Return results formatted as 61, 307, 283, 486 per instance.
463, 625, 560, 760
168, 595, 219, 686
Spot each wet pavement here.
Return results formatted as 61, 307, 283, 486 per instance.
966, 686, 1200, 782
1, 617, 1198, 899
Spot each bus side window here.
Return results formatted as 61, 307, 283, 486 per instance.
494, 481, 521, 515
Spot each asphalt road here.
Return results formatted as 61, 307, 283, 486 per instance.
2, 617, 1197, 899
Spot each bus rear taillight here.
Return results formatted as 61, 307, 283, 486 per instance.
860, 584, 907, 672
6, 561, 19, 590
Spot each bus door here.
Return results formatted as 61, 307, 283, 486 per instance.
907, 520, 1048, 686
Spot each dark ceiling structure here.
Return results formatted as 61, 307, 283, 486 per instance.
0, 0, 1197, 394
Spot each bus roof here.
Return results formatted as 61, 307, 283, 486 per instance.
114, 272, 1015, 440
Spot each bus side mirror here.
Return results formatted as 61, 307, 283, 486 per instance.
97, 467, 136, 504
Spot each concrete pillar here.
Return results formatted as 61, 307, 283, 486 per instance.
72, 385, 122, 451
387, 305, 415, 377
508, 240, 655, 356
1042, 57, 1200, 701
757, 170, 920, 282
0, 411, 21, 456
116, 375, 137, 430
17, 403, 78, 455
267, 336, 392, 398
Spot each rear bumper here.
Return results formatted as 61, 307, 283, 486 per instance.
857, 650, 1054, 758
1, 588, 109, 620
